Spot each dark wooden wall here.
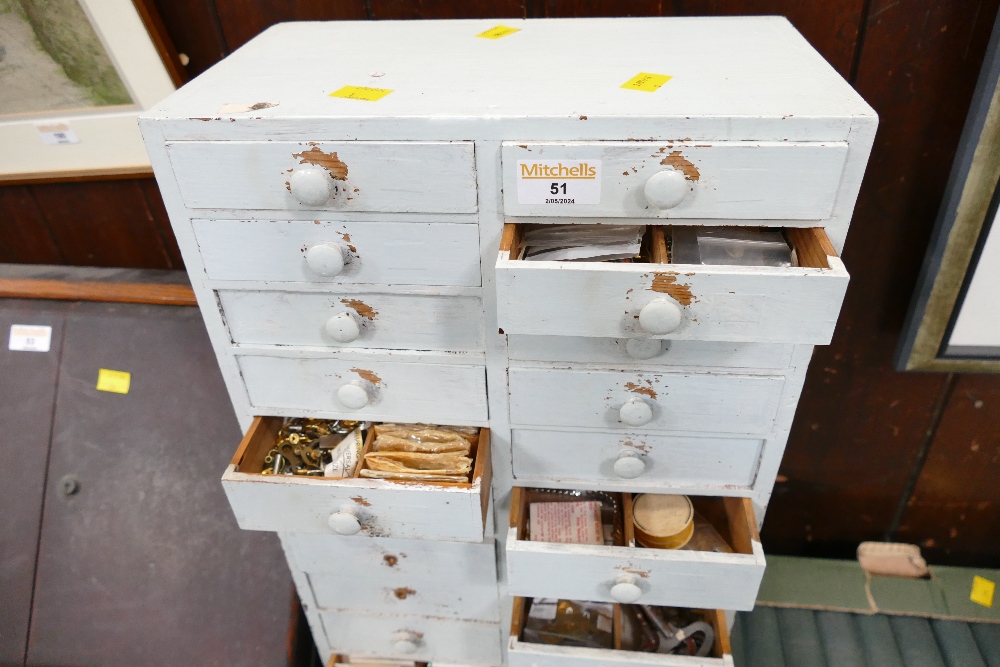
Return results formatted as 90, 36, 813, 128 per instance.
3, 0, 999, 567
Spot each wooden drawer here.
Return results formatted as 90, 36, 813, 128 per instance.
220, 291, 483, 352
193, 219, 482, 286
167, 140, 477, 212
508, 366, 783, 436
506, 488, 765, 611
284, 533, 499, 622
501, 141, 847, 220
237, 355, 488, 424
222, 418, 491, 542
507, 336, 794, 369
509, 598, 733, 667
496, 224, 849, 344
320, 610, 502, 665
511, 429, 763, 493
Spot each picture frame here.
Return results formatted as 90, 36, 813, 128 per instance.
0, 0, 182, 183
896, 9, 1000, 373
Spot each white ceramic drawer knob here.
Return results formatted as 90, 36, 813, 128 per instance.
610, 574, 643, 603
325, 312, 361, 343
337, 381, 372, 409
328, 505, 361, 535
305, 242, 348, 276
624, 338, 664, 360
392, 631, 421, 654
639, 298, 682, 334
289, 167, 333, 206
620, 397, 653, 427
644, 169, 692, 209
614, 451, 647, 479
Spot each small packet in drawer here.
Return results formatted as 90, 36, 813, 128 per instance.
529, 501, 603, 544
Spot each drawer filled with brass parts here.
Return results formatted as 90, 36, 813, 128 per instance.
222, 417, 492, 542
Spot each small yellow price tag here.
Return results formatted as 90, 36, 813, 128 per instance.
971, 575, 995, 607
621, 72, 673, 93
96, 368, 131, 394
477, 25, 520, 40
329, 85, 393, 102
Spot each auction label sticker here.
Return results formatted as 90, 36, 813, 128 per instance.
37, 123, 80, 145
8, 325, 52, 352
517, 160, 601, 205
621, 72, 673, 93
96, 368, 131, 394
477, 25, 520, 39
329, 86, 393, 102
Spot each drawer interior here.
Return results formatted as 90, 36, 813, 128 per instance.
511, 596, 732, 662
510, 486, 758, 557
501, 222, 838, 269
233, 416, 491, 491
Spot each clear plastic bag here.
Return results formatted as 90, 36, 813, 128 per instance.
671, 227, 793, 267
363, 451, 472, 475
678, 512, 733, 553
375, 423, 479, 446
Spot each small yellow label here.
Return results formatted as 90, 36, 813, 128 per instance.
329, 85, 393, 102
477, 25, 520, 40
971, 575, 995, 607
621, 72, 673, 93
96, 368, 131, 394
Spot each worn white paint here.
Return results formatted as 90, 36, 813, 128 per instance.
194, 219, 482, 285
508, 637, 733, 667
496, 251, 849, 343
319, 609, 503, 665
507, 336, 794, 368
503, 141, 847, 220
167, 140, 478, 212
237, 354, 488, 424
507, 367, 784, 435
218, 290, 484, 351
511, 429, 763, 492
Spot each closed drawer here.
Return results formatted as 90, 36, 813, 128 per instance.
320, 610, 501, 665
237, 355, 488, 424
508, 367, 783, 436
508, 336, 794, 369
511, 429, 763, 493
509, 599, 733, 667
285, 533, 499, 621
220, 291, 483, 352
193, 219, 481, 286
506, 488, 765, 611
502, 141, 847, 220
167, 140, 477, 212
496, 224, 849, 344
222, 418, 491, 542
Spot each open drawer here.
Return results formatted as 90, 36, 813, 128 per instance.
496, 224, 849, 344
506, 488, 764, 611
222, 417, 492, 542
509, 598, 733, 667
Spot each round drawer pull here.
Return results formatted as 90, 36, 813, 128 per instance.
610, 574, 643, 603
613, 451, 647, 479
305, 242, 349, 276
328, 506, 361, 535
325, 312, 361, 343
337, 381, 372, 409
639, 298, 682, 335
391, 631, 421, 654
624, 338, 664, 360
643, 169, 692, 209
620, 397, 653, 427
289, 167, 334, 206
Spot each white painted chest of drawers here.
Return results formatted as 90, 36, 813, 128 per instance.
141, 17, 875, 666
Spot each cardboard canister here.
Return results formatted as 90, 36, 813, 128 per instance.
632, 494, 695, 549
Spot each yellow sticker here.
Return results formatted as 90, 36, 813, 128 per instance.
96, 368, 131, 394
477, 25, 520, 40
329, 85, 393, 102
971, 575, 995, 607
621, 72, 673, 93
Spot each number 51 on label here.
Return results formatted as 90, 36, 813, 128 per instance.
516, 159, 602, 205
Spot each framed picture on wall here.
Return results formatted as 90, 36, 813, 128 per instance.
897, 9, 1000, 373
0, 0, 182, 183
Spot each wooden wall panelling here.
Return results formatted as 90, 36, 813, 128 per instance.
139, 178, 184, 269
26, 180, 175, 269
895, 375, 1000, 568
148, 0, 229, 77
369, 0, 527, 19
0, 186, 65, 265
761, 0, 1000, 558
213, 0, 369, 52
